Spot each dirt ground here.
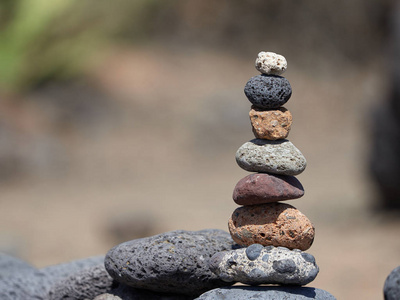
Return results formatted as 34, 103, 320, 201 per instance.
1, 45, 399, 300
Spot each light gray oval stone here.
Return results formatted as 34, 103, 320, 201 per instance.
236, 139, 306, 175
209, 246, 318, 285
104, 229, 236, 297
195, 286, 336, 300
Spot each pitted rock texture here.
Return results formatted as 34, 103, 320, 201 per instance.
48, 265, 114, 300
233, 173, 304, 205
228, 203, 315, 250
255, 51, 287, 75
249, 106, 292, 140
104, 229, 236, 297
235, 139, 306, 176
195, 286, 337, 300
209, 245, 318, 285
244, 75, 292, 109
0, 254, 104, 300
101, 284, 193, 300
384, 266, 400, 300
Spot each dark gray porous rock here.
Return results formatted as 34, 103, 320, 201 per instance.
244, 74, 292, 109
104, 229, 237, 297
48, 264, 115, 300
195, 286, 337, 300
0, 254, 104, 300
102, 283, 194, 300
384, 266, 400, 300
210, 246, 318, 285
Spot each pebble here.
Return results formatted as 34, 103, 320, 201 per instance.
104, 229, 236, 297
233, 173, 304, 205
249, 106, 292, 140
195, 286, 336, 300
384, 266, 400, 300
244, 75, 292, 109
255, 51, 287, 75
209, 245, 318, 285
228, 203, 315, 250
235, 139, 307, 176
48, 265, 114, 300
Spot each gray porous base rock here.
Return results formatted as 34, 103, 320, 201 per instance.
384, 266, 400, 300
244, 75, 292, 109
104, 229, 237, 297
48, 264, 115, 300
236, 139, 306, 176
0, 254, 104, 300
96, 283, 194, 300
195, 286, 337, 300
209, 245, 318, 285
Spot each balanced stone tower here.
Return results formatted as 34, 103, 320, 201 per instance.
201, 52, 337, 299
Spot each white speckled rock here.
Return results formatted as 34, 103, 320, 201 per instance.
255, 52, 287, 75
235, 139, 306, 175
209, 245, 318, 286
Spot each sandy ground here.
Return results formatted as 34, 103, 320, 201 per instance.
1, 45, 399, 300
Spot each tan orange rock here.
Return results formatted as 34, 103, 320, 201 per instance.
228, 203, 314, 251
249, 106, 292, 140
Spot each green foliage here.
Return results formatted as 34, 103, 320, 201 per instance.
0, 0, 163, 94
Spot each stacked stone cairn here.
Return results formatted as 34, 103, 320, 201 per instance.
0, 52, 337, 300
200, 51, 337, 299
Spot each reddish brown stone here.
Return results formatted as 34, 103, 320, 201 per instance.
249, 106, 292, 140
228, 203, 315, 251
232, 173, 304, 205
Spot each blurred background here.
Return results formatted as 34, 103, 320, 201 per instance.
1, 1, 399, 299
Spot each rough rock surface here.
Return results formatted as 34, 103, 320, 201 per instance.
384, 266, 400, 300
0, 253, 36, 279
104, 229, 237, 297
228, 203, 315, 250
195, 286, 337, 300
235, 139, 306, 176
0, 254, 104, 300
99, 284, 194, 300
48, 265, 115, 300
233, 173, 304, 205
249, 106, 292, 140
209, 245, 318, 285
244, 75, 292, 109
255, 51, 287, 75
93, 294, 122, 300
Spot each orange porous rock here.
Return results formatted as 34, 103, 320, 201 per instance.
228, 203, 314, 251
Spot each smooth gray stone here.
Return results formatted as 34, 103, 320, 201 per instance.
0, 254, 104, 300
384, 266, 400, 300
236, 139, 306, 176
195, 286, 336, 300
210, 246, 318, 285
105, 229, 236, 297
48, 264, 114, 300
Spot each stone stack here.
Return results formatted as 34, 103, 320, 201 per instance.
204, 51, 336, 299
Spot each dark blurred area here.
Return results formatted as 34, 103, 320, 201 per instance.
1, 1, 399, 299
